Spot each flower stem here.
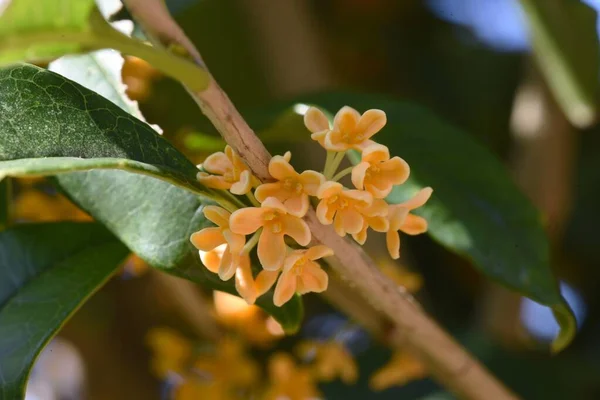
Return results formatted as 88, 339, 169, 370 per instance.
326, 151, 347, 179
246, 191, 261, 207
331, 166, 353, 182
323, 150, 335, 178
242, 228, 262, 254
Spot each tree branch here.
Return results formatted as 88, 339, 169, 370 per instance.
122, 2, 517, 398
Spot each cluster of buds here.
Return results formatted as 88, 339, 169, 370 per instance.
190, 106, 432, 306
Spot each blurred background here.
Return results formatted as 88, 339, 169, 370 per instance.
18, 0, 600, 399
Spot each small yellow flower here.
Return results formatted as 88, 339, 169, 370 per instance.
352, 198, 390, 244
255, 152, 325, 217
386, 187, 432, 259
230, 197, 311, 270
324, 106, 387, 151
304, 106, 331, 147
190, 206, 245, 280
264, 353, 321, 400
316, 181, 373, 237
273, 246, 332, 307
369, 351, 427, 391
297, 341, 358, 384
351, 143, 410, 198
146, 327, 192, 378
197, 145, 259, 195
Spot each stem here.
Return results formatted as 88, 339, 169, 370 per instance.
323, 150, 335, 177
125, 3, 518, 399
242, 229, 262, 254
246, 191, 261, 207
331, 166, 353, 182
325, 151, 346, 180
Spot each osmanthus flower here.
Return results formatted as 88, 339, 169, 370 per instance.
190, 206, 245, 281
296, 340, 358, 384
304, 106, 331, 147
273, 246, 332, 307
196, 145, 259, 195
234, 254, 279, 305
146, 327, 192, 378
264, 353, 321, 400
230, 197, 311, 270
324, 106, 387, 151
255, 152, 325, 217
369, 351, 427, 391
351, 143, 410, 198
176, 337, 259, 400
386, 187, 433, 259
316, 181, 374, 237
352, 198, 390, 245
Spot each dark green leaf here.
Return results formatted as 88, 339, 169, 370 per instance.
0, 178, 10, 230
0, 63, 208, 196
0, 222, 129, 399
247, 92, 574, 350
519, 0, 600, 127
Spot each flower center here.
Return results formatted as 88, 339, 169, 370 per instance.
293, 257, 308, 275
264, 211, 283, 233
283, 178, 303, 194
223, 171, 235, 182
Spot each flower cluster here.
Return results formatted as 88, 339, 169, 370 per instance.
191, 106, 432, 306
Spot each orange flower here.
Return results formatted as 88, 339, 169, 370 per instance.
386, 187, 432, 259
352, 198, 389, 244
369, 351, 427, 391
146, 327, 192, 377
197, 145, 259, 195
264, 353, 321, 400
316, 181, 373, 237
351, 143, 410, 198
324, 106, 387, 151
255, 152, 325, 217
273, 246, 332, 307
230, 197, 311, 270
234, 253, 279, 305
297, 341, 358, 384
190, 206, 245, 280
304, 106, 331, 147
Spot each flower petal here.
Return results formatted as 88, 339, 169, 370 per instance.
273, 271, 297, 307
222, 229, 245, 255
255, 270, 279, 296
230, 170, 253, 195
316, 200, 335, 225
353, 139, 377, 151
357, 109, 386, 139
401, 214, 428, 235
235, 256, 257, 305
203, 206, 231, 227
202, 151, 232, 174
299, 170, 325, 195
323, 129, 349, 152
255, 182, 288, 203
297, 262, 328, 294
284, 194, 309, 217
229, 207, 265, 235
343, 189, 372, 207
261, 197, 288, 213
218, 249, 236, 281
340, 209, 364, 235
190, 227, 226, 251
400, 187, 433, 210
362, 143, 389, 163
199, 247, 223, 273
388, 206, 409, 231
365, 182, 392, 199
367, 215, 389, 232
334, 106, 360, 134
317, 181, 343, 199
333, 213, 346, 236
269, 154, 297, 180
381, 156, 410, 186
305, 245, 334, 261
304, 107, 330, 133
282, 251, 305, 273
282, 215, 311, 246
352, 225, 368, 245
351, 162, 370, 190
196, 173, 232, 190
386, 230, 401, 260
258, 230, 286, 270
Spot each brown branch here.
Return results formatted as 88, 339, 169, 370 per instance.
122, 2, 518, 398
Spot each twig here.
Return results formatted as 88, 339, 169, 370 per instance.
122, 2, 518, 398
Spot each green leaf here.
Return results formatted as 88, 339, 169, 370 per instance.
0, 222, 129, 398
0, 0, 207, 90
519, 0, 600, 127
0, 63, 209, 196
0, 178, 11, 230
248, 92, 575, 351
35, 55, 302, 330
